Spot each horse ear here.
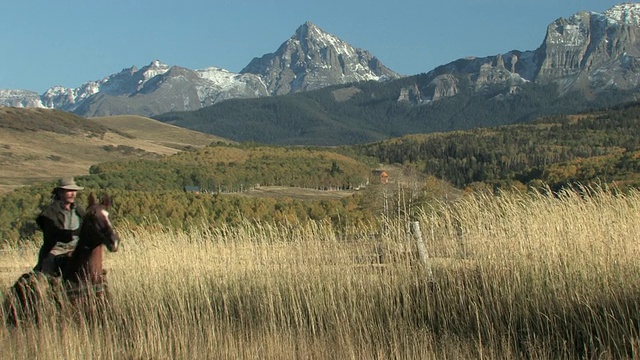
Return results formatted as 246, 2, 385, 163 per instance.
101, 193, 111, 208
88, 193, 97, 207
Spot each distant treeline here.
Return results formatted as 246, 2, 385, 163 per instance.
86, 144, 371, 192
0, 144, 379, 244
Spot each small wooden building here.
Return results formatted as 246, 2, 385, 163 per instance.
372, 170, 389, 184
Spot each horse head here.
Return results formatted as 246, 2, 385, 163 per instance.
81, 193, 120, 253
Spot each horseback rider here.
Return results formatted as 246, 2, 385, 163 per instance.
33, 177, 86, 276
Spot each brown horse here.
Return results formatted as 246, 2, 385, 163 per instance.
3, 193, 120, 326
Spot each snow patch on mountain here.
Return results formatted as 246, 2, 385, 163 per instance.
603, 3, 640, 26
0, 89, 45, 108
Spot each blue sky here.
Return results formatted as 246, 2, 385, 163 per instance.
0, 0, 631, 93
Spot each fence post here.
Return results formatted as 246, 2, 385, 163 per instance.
411, 221, 433, 278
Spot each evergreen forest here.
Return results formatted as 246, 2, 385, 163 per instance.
354, 101, 640, 191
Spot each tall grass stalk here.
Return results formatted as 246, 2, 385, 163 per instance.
1, 186, 639, 359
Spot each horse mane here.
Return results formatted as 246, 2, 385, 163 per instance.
64, 192, 118, 284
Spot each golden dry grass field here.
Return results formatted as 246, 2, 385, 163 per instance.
1, 187, 639, 359
90, 114, 231, 149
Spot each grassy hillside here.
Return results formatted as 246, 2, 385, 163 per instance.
0, 107, 392, 244
0, 108, 223, 193
91, 114, 233, 150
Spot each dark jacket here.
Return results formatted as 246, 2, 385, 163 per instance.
34, 200, 86, 270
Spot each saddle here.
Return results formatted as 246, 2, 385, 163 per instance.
39, 254, 71, 277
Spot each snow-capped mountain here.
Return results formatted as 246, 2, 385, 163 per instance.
241, 21, 399, 95
395, 2, 640, 106
0, 22, 401, 117
4, 4, 640, 119
0, 89, 44, 108
534, 2, 640, 89
70, 62, 270, 117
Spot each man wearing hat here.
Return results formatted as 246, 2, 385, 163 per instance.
33, 177, 86, 275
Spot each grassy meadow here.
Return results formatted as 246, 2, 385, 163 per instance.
1, 186, 639, 359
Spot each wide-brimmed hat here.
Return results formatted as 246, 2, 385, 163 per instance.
56, 177, 84, 191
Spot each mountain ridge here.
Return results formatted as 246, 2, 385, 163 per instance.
3, 3, 640, 136
0, 22, 401, 117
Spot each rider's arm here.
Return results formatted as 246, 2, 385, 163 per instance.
34, 217, 71, 271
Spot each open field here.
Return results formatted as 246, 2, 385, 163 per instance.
1, 187, 639, 359
235, 185, 355, 200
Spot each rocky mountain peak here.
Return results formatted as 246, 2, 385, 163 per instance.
533, 3, 640, 92
292, 21, 354, 56
0, 21, 399, 116
241, 21, 401, 95
603, 3, 640, 26
140, 60, 171, 81
6, 4, 639, 119
401, 4, 640, 107
295, 21, 321, 38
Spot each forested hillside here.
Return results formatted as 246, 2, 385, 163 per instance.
86, 144, 371, 192
154, 74, 632, 146
353, 101, 640, 190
